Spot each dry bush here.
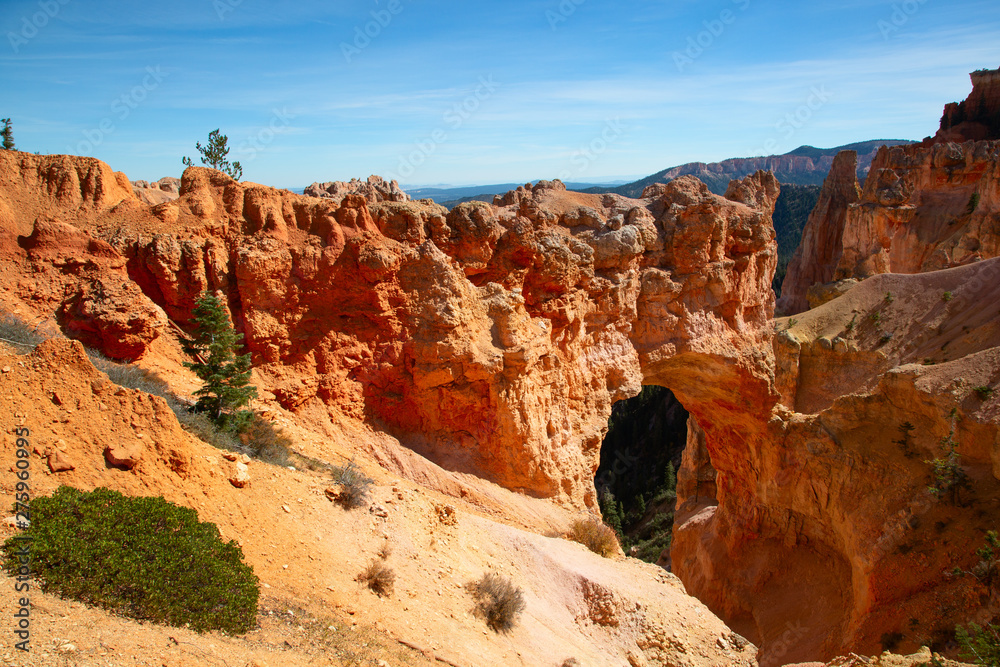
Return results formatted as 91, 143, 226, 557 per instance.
468, 572, 525, 633
243, 415, 294, 466
0, 313, 48, 352
568, 518, 619, 558
332, 460, 373, 510
357, 560, 395, 597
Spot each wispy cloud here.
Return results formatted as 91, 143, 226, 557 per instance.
2, 0, 999, 185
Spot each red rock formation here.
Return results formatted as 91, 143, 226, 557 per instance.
304, 175, 409, 204
775, 139, 1000, 313
934, 68, 1000, 143
0, 155, 781, 510
9, 150, 998, 665
776, 151, 861, 314
0, 218, 166, 360
835, 140, 1000, 280
777, 73, 1000, 313
132, 177, 180, 206
0, 151, 138, 235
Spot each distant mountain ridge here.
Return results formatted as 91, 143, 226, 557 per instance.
583, 139, 916, 197
404, 180, 633, 205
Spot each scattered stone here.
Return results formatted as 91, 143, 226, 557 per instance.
435, 504, 457, 526
370, 504, 389, 518
282, 505, 292, 513
103, 442, 143, 470
229, 462, 250, 488
222, 451, 239, 461
47, 450, 76, 473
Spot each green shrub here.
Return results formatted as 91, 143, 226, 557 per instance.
943, 291, 954, 302
599, 488, 624, 538
357, 559, 395, 597
652, 462, 678, 505
2, 486, 258, 633
468, 573, 525, 633
927, 411, 971, 506
967, 193, 981, 215
630, 530, 672, 563
331, 460, 373, 509
0, 313, 47, 352
957, 623, 1000, 665
568, 518, 619, 558
974, 386, 995, 401
845, 314, 857, 332
885, 291, 895, 304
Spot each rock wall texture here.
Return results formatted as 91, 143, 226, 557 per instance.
4, 147, 1000, 665
936, 68, 1000, 143
776, 151, 861, 314
0, 153, 780, 512
778, 72, 1000, 315
694, 261, 1000, 665
777, 140, 1000, 314
303, 175, 409, 204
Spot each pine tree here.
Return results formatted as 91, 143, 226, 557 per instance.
1, 118, 14, 151
599, 488, 624, 539
182, 291, 257, 432
664, 461, 677, 497
182, 129, 242, 180
927, 409, 971, 506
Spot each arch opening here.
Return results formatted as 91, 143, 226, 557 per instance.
595, 385, 716, 567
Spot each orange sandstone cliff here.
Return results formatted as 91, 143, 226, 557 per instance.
0, 152, 780, 511
2, 130, 999, 666
778, 70, 1000, 315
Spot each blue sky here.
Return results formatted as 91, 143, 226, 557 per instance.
2, 0, 999, 188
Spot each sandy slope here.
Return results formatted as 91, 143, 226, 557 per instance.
0, 336, 756, 667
